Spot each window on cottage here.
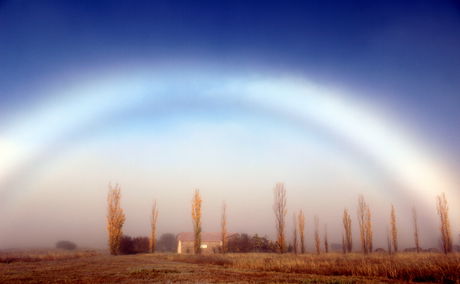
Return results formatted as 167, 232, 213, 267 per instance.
200, 244, 208, 249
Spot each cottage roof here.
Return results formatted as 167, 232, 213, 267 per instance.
176, 232, 221, 242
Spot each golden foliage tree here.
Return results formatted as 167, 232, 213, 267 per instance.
314, 215, 320, 254
357, 195, 372, 254
366, 205, 373, 253
342, 208, 352, 253
298, 210, 305, 254
390, 204, 398, 253
221, 201, 227, 254
436, 192, 452, 254
273, 183, 287, 253
107, 183, 126, 255
292, 212, 298, 254
150, 200, 159, 253
192, 189, 202, 255
412, 207, 421, 253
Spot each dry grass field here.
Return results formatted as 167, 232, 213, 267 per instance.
1, 250, 459, 283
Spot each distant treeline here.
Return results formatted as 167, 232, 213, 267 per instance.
106, 183, 457, 255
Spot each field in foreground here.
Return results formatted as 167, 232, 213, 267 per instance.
1, 251, 459, 283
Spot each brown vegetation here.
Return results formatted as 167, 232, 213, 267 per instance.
297, 209, 305, 254
191, 189, 202, 255
413, 207, 421, 253
227, 234, 277, 252
323, 224, 329, 253
273, 182, 287, 253
106, 183, 126, 255
357, 195, 372, 254
150, 200, 159, 253
170, 253, 460, 282
342, 208, 352, 253
2, 251, 460, 283
120, 236, 150, 254
436, 192, 452, 254
292, 212, 298, 254
314, 215, 320, 254
390, 204, 398, 252
221, 201, 228, 254
0, 249, 98, 264
387, 227, 392, 255
55, 240, 77, 250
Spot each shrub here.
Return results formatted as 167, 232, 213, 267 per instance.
132, 237, 149, 253
227, 233, 276, 253
56, 240, 77, 250
119, 236, 149, 254
119, 236, 134, 254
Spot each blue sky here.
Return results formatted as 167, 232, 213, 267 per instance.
1, 0, 460, 155
0, 0, 459, 248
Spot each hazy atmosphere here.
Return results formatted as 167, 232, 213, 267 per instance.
1, 0, 460, 253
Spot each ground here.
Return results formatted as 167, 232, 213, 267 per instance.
0, 251, 458, 283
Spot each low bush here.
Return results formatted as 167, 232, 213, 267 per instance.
55, 240, 77, 250
119, 236, 149, 254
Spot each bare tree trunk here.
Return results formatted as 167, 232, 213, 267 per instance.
314, 215, 320, 254
150, 200, 159, 253
341, 234, 346, 254
292, 212, 298, 254
221, 201, 227, 254
342, 208, 352, 253
324, 224, 329, 253
390, 205, 398, 253
107, 183, 126, 255
436, 193, 452, 254
273, 183, 287, 253
192, 189, 202, 255
412, 207, 421, 253
298, 210, 305, 254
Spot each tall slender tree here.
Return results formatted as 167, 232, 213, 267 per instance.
191, 189, 202, 255
342, 208, 352, 253
390, 205, 398, 253
386, 227, 392, 255
366, 203, 373, 253
436, 192, 452, 254
412, 207, 421, 253
292, 212, 298, 254
298, 210, 305, 254
273, 183, 287, 253
107, 183, 126, 255
324, 224, 329, 253
314, 215, 320, 254
357, 195, 372, 254
221, 201, 228, 254
150, 200, 159, 253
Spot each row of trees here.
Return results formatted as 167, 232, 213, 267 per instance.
106, 182, 456, 255
273, 183, 455, 254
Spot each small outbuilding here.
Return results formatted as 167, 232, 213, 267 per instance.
176, 232, 222, 254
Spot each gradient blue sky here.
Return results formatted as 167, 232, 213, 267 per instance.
0, 0, 459, 249
1, 0, 460, 158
